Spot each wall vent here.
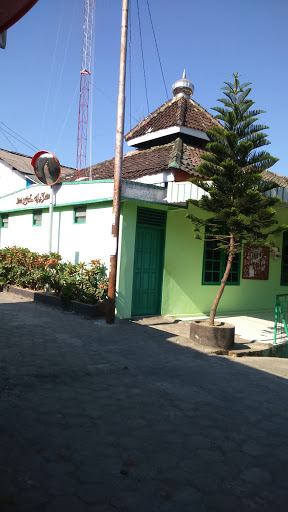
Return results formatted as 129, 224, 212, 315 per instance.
137, 207, 166, 228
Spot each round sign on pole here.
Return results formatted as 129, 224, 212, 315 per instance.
31, 151, 61, 186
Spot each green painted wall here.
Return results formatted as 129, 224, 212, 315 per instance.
162, 203, 288, 317
116, 201, 137, 318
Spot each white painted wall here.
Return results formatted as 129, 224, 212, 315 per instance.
0, 160, 29, 196
134, 171, 174, 187
0, 209, 50, 254
56, 205, 113, 269
0, 204, 113, 270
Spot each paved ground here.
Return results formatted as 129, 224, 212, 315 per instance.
1, 293, 288, 511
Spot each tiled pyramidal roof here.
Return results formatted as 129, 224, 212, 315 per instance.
125, 95, 220, 142
62, 71, 287, 188
62, 138, 205, 182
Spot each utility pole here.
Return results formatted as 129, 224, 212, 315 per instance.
106, 0, 129, 323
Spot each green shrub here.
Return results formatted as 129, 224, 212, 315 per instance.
0, 247, 108, 304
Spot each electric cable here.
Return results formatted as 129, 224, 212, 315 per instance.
0, 126, 36, 153
146, 0, 169, 101
136, 0, 149, 115
55, 78, 80, 151
91, 81, 139, 124
0, 122, 38, 151
0, 127, 35, 174
40, 0, 65, 144
52, 0, 78, 117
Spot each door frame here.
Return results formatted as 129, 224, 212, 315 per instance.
131, 206, 167, 317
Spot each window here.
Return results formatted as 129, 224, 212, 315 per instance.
74, 206, 86, 224
33, 210, 42, 226
1, 214, 8, 228
26, 177, 34, 187
281, 231, 288, 285
202, 224, 240, 285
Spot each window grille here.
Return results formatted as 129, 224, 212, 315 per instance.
1, 214, 8, 228
33, 210, 42, 226
202, 223, 240, 285
74, 206, 86, 224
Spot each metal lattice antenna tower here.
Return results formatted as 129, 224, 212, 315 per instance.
76, 0, 95, 179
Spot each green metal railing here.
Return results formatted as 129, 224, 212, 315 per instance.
274, 294, 288, 344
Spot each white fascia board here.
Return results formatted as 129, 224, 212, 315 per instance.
134, 171, 175, 185
127, 126, 209, 146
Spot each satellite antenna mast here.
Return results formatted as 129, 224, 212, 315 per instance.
76, 0, 95, 180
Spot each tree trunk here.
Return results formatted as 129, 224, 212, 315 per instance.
209, 233, 235, 326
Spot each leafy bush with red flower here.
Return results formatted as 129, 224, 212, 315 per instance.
0, 247, 108, 304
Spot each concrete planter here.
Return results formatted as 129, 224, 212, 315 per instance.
2, 285, 106, 318
190, 320, 235, 350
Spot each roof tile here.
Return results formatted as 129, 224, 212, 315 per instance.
125, 95, 220, 142
62, 139, 205, 183
0, 148, 74, 181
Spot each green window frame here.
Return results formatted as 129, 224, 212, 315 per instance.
74, 206, 86, 224
202, 224, 240, 285
33, 210, 42, 226
281, 231, 288, 285
1, 214, 8, 228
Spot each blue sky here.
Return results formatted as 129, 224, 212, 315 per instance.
0, 0, 287, 175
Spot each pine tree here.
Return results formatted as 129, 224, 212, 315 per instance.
187, 73, 286, 326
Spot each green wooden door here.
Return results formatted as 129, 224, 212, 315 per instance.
132, 208, 166, 316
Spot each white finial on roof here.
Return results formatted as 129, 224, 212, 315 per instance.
172, 71, 194, 98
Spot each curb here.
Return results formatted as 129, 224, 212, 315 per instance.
187, 335, 286, 358
1, 285, 106, 318
228, 343, 288, 358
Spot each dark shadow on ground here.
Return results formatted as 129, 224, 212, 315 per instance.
0, 294, 288, 511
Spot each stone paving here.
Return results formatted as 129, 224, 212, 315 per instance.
1, 292, 288, 511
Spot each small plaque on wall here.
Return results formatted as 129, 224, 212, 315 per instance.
242, 244, 270, 280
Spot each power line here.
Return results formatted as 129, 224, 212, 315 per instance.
55, 78, 80, 151
40, 0, 64, 145
51, 0, 78, 117
136, 0, 149, 115
91, 80, 140, 125
0, 127, 35, 174
146, 0, 169, 101
0, 122, 38, 152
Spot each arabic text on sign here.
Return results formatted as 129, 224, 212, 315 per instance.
16, 193, 50, 206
